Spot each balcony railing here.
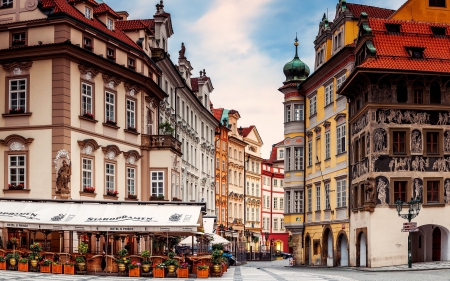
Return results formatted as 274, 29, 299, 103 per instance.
141, 134, 181, 153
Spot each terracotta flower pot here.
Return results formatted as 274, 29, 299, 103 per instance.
40, 264, 51, 273
142, 264, 151, 273
168, 264, 176, 273
9, 258, 16, 266
197, 268, 209, 278
118, 263, 126, 272
177, 267, 189, 278
129, 267, 140, 277
77, 262, 86, 271
0, 261, 6, 270
30, 260, 38, 267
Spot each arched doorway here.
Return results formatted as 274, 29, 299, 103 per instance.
336, 233, 348, 266
433, 227, 441, 261
305, 235, 311, 265
322, 227, 333, 266
356, 231, 367, 267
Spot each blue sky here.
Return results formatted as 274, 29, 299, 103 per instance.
105, 0, 406, 158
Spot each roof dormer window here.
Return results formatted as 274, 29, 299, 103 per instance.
406, 47, 425, 59
431, 26, 446, 36
85, 6, 92, 19
429, 0, 446, 7
385, 24, 401, 33
107, 18, 113, 30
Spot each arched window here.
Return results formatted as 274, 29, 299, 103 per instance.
397, 81, 408, 103
430, 81, 441, 104
413, 81, 425, 104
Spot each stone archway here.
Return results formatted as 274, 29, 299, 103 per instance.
433, 227, 442, 261
356, 230, 367, 267
414, 224, 450, 262
305, 235, 311, 265
322, 227, 333, 266
336, 231, 349, 266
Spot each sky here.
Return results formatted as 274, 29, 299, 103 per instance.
105, 0, 406, 159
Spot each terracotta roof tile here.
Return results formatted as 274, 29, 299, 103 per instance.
40, 0, 140, 50
68, 0, 99, 7
191, 78, 199, 92
94, 3, 121, 19
359, 18, 450, 73
240, 126, 254, 137
212, 108, 224, 122
346, 3, 395, 19
116, 19, 155, 33
278, 82, 297, 91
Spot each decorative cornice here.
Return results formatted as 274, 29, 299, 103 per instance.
78, 64, 99, 77
101, 145, 122, 156
2, 61, 33, 72
334, 113, 347, 121
322, 121, 331, 128
314, 126, 321, 133
102, 74, 122, 87
77, 139, 101, 150
0, 134, 34, 147
123, 150, 142, 163
124, 82, 141, 95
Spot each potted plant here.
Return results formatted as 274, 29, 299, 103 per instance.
197, 264, 209, 278
63, 261, 75, 274
76, 242, 88, 271
115, 249, 128, 272
153, 262, 166, 278
6, 252, 19, 267
128, 261, 141, 277
157, 194, 165, 200
106, 119, 117, 126
177, 262, 190, 278
9, 108, 25, 114
83, 186, 95, 193
0, 256, 6, 270
127, 194, 137, 199
40, 259, 52, 273
8, 183, 25, 190
164, 251, 179, 274
18, 257, 28, 272
83, 112, 94, 119
211, 249, 222, 274
52, 261, 62, 274
107, 190, 119, 197
159, 120, 174, 136
141, 250, 151, 273
29, 242, 42, 268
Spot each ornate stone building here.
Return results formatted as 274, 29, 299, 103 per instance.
340, 0, 450, 267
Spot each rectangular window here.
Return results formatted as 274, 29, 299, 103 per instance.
307, 188, 312, 212
256, 184, 259, 196
426, 131, 440, 155
413, 89, 424, 104
281, 218, 284, 230
273, 197, 278, 209
11, 32, 26, 46
151, 171, 164, 196
294, 191, 303, 213
9, 79, 26, 112
308, 140, 312, 166
81, 83, 92, 116
393, 131, 406, 154
85, 6, 91, 18
1, 0, 13, 8
280, 198, 284, 209
336, 125, 346, 154
286, 147, 291, 170
286, 191, 291, 212
107, 18, 113, 30
310, 96, 316, 115
325, 83, 333, 106
427, 180, 440, 203
316, 186, 321, 211
127, 167, 135, 195
266, 195, 270, 209
286, 105, 291, 122
294, 104, 304, 121
273, 218, 278, 230
394, 181, 407, 203
429, 0, 446, 7
273, 179, 278, 186
128, 57, 135, 70
107, 47, 115, 61
325, 131, 330, 159
105, 91, 115, 123
294, 147, 304, 170
82, 158, 92, 189
337, 179, 347, 207
126, 99, 135, 130
83, 36, 92, 50
105, 163, 115, 192
8, 155, 25, 187
325, 183, 330, 209
336, 74, 346, 98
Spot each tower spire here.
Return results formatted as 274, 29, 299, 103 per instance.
294, 33, 299, 58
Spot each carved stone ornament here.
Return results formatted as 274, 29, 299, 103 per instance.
129, 89, 135, 96
25, 0, 38, 10
123, 150, 141, 164
102, 74, 121, 88
82, 145, 93, 155
13, 67, 22, 76
9, 142, 25, 151
85, 72, 92, 81
54, 150, 71, 172
106, 151, 116, 160
54, 150, 71, 198
78, 65, 99, 80
108, 81, 115, 89
127, 156, 136, 165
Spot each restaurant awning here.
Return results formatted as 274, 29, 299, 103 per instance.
0, 200, 202, 233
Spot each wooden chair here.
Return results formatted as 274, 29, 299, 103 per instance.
128, 254, 141, 264
86, 255, 103, 273
174, 256, 185, 264
104, 255, 118, 273
150, 255, 166, 266
0, 249, 6, 257
58, 253, 71, 263
42, 252, 56, 261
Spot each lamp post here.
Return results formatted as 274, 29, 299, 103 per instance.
395, 196, 422, 268
219, 224, 225, 237
264, 232, 269, 248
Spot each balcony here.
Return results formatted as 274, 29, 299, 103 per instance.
141, 134, 181, 154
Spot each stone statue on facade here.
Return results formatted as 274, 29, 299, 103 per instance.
56, 160, 71, 195
365, 177, 376, 203
179, 42, 186, 59
377, 178, 388, 205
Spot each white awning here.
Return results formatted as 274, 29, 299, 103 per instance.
0, 201, 201, 233
179, 233, 231, 245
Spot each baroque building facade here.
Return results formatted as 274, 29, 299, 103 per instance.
340, 0, 450, 268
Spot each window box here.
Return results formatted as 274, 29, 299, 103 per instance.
127, 126, 137, 132
172, 197, 182, 201
106, 190, 118, 197
82, 112, 94, 119
63, 264, 75, 275
40, 264, 51, 273
0, 261, 6, 270
83, 187, 95, 193
7, 183, 25, 190
52, 263, 62, 274
11, 40, 25, 46
83, 45, 93, 51
107, 55, 115, 62
106, 119, 116, 126
9, 108, 25, 114
150, 195, 165, 201
127, 194, 137, 199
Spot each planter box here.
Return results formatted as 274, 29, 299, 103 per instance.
177, 268, 189, 278
40, 264, 51, 273
0, 261, 6, 270
197, 269, 209, 278
52, 264, 62, 274
129, 267, 140, 277
153, 267, 165, 278
63, 265, 75, 275
18, 263, 28, 272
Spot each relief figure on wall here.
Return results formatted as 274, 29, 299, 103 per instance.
413, 178, 423, 201
445, 179, 450, 204
377, 178, 388, 205
365, 177, 376, 203
373, 128, 387, 152
445, 131, 450, 153
411, 130, 422, 153
56, 160, 71, 193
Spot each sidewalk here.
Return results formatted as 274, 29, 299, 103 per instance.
349, 261, 450, 272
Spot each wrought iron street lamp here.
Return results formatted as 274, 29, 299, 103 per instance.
395, 196, 422, 268
264, 232, 269, 246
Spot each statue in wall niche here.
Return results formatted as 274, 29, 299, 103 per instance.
445, 179, 450, 204
414, 179, 423, 201
411, 130, 422, 153
373, 128, 386, 152
56, 160, 71, 194
377, 178, 388, 205
365, 177, 376, 203
444, 131, 450, 153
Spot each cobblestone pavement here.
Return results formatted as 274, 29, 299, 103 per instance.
2, 260, 450, 281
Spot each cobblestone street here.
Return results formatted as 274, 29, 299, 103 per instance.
3, 260, 450, 281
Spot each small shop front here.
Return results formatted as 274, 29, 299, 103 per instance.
0, 198, 229, 278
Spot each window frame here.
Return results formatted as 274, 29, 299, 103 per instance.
315, 185, 321, 211
106, 18, 114, 30
294, 147, 304, 170
11, 31, 27, 47
126, 98, 137, 131
336, 124, 346, 154
336, 178, 347, 207
429, 0, 446, 7
81, 81, 94, 117
307, 187, 312, 212
308, 140, 312, 167
293, 104, 304, 121
150, 170, 165, 197
127, 57, 136, 71
126, 166, 137, 196
423, 129, 443, 157
293, 190, 303, 213
309, 95, 317, 116
106, 46, 116, 62
7, 77, 28, 113
389, 178, 412, 206
104, 90, 117, 125
285, 104, 291, 122
81, 156, 94, 192
389, 128, 411, 157
325, 182, 331, 210
105, 162, 116, 194
85, 6, 92, 19
423, 177, 444, 204
1, 0, 13, 9
325, 130, 331, 159
7, 154, 27, 189
324, 82, 333, 106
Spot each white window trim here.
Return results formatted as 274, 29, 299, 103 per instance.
126, 99, 135, 129
8, 155, 26, 187
151, 171, 165, 197
127, 167, 135, 195
82, 158, 92, 189
105, 91, 115, 122
105, 163, 115, 192
9, 78, 27, 112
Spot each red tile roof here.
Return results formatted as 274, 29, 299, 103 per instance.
94, 3, 121, 19
68, 0, 99, 7
239, 126, 254, 137
212, 108, 224, 122
191, 78, 199, 92
116, 19, 155, 33
40, 0, 141, 50
359, 18, 450, 73
346, 3, 395, 19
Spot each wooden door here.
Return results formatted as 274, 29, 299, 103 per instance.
432, 227, 441, 261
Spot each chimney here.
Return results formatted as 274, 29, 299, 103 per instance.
116, 11, 129, 21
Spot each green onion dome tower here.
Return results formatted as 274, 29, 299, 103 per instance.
283, 36, 310, 84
